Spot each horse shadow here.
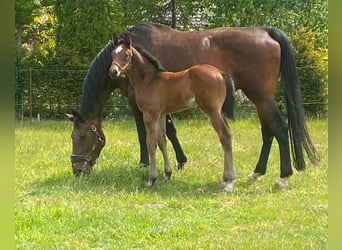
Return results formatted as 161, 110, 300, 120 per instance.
34, 162, 284, 198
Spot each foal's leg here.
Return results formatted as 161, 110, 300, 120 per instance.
158, 115, 172, 180
209, 112, 236, 192
143, 112, 159, 187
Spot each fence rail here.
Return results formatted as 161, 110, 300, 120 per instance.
15, 66, 328, 122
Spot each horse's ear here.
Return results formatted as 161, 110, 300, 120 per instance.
124, 33, 132, 48
71, 110, 86, 123
64, 113, 74, 122
112, 33, 119, 46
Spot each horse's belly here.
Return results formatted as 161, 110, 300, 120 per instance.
162, 97, 197, 114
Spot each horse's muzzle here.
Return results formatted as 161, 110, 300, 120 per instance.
108, 65, 120, 79
108, 70, 119, 80
72, 160, 94, 176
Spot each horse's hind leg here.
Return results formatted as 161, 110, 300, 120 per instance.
209, 112, 236, 192
248, 120, 274, 181
252, 101, 292, 186
158, 115, 172, 180
165, 114, 187, 169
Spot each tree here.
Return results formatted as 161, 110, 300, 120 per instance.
16, 0, 56, 66
54, 0, 115, 66
15, 0, 40, 62
15, 0, 328, 118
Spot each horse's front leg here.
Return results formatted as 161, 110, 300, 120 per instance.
158, 115, 172, 180
143, 112, 159, 187
131, 103, 150, 166
165, 114, 187, 169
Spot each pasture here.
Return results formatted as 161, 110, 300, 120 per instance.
15, 118, 327, 249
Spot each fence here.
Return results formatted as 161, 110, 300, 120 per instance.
15, 65, 327, 122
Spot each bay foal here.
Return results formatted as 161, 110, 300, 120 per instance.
109, 33, 236, 192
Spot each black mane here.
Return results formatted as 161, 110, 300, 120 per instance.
79, 41, 114, 116
78, 23, 166, 116
134, 45, 166, 72
120, 23, 168, 72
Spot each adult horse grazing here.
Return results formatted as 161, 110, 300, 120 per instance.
109, 33, 236, 191
66, 23, 319, 189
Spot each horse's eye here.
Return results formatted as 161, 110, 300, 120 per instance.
124, 53, 130, 60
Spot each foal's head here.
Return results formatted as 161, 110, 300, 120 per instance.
109, 33, 133, 78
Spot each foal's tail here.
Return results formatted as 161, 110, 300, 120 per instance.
221, 72, 235, 120
267, 27, 320, 170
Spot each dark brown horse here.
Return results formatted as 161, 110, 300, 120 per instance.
109, 33, 236, 191
66, 23, 319, 188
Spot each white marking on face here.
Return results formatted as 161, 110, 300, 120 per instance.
201, 36, 212, 49
115, 45, 123, 54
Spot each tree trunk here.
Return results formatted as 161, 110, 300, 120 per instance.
16, 26, 23, 61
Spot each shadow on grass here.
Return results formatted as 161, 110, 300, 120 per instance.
33, 161, 288, 198
33, 162, 266, 198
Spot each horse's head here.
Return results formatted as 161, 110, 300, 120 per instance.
65, 110, 105, 176
109, 33, 133, 78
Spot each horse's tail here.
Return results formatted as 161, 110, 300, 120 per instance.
221, 72, 235, 120
267, 27, 320, 170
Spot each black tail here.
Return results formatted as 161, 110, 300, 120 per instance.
221, 73, 235, 120
267, 28, 320, 170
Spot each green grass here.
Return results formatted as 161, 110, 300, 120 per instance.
15, 118, 328, 249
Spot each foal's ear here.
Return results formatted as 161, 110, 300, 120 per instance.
112, 33, 119, 46
123, 33, 132, 48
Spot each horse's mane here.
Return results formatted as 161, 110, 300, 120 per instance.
79, 41, 114, 116
124, 22, 173, 37
134, 45, 166, 72
78, 23, 169, 116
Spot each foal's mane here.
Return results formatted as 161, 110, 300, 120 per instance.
79, 41, 114, 116
134, 45, 166, 72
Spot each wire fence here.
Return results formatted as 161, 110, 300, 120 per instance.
15, 65, 327, 123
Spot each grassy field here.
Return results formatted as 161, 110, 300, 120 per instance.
15, 118, 328, 249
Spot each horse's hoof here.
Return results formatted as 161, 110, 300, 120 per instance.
177, 162, 185, 170
222, 179, 236, 193
248, 172, 262, 181
274, 177, 287, 188
146, 178, 157, 188
165, 170, 172, 180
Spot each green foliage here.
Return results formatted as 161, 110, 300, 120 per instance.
15, 66, 132, 120
15, 0, 328, 118
15, 66, 87, 119
15, 119, 328, 248
16, 3, 56, 66
292, 27, 328, 117
54, 0, 115, 66
15, 0, 40, 27
276, 27, 328, 117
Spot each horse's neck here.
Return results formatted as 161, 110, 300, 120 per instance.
126, 48, 159, 87
80, 77, 114, 123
